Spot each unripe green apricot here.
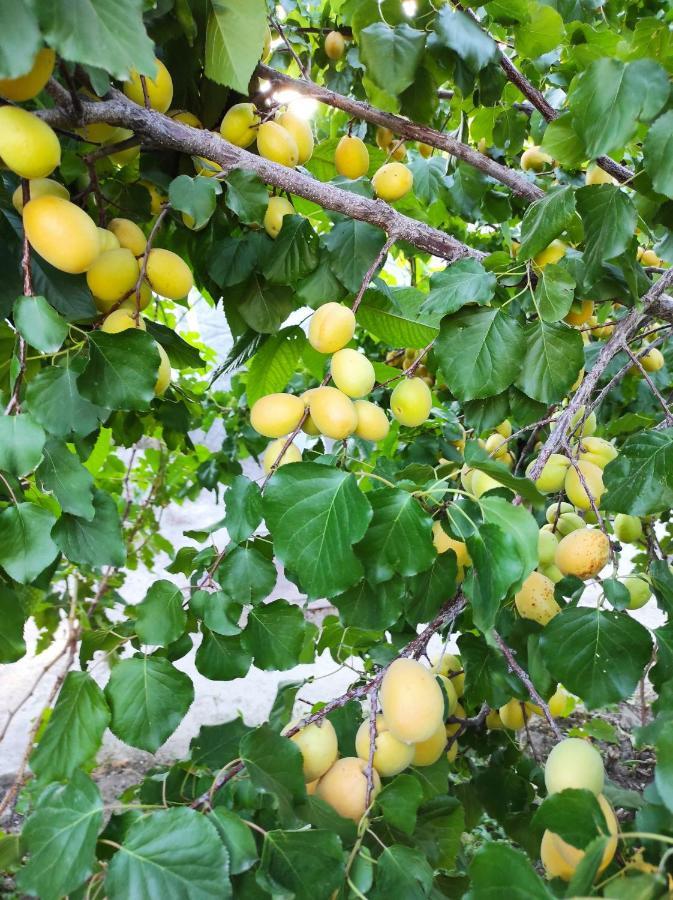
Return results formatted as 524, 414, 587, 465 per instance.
460, 464, 475, 494
622, 574, 651, 610
330, 349, 375, 398
499, 699, 528, 730
538, 529, 559, 567
289, 719, 338, 782
545, 501, 574, 525
555, 511, 586, 536
256, 121, 299, 167
335, 135, 370, 179
564, 460, 605, 511
324, 31, 346, 60
0, 48, 55, 101
355, 715, 414, 777
276, 110, 314, 164
613, 513, 642, 544
538, 563, 563, 583
308, 302, 355, 354
514, 571, 560, 625
529, 453, 570, 493
262, 438, 302, 474
87, 248, 139, 311
264, 196, 295, 239
308, 386, 358, 439
390, 377, 432, 427
250, 393, 305, 438
220, 103, 260, 148
124, 58, 173, 112
0, 106, 61, 179
353, 400, 389, 442
24, 196, 99, 274
12, 178, 69, 214
545, 737, 604, 796
146, 248, 193, 300
555, 527, 609, 580
316, 757, 380, 822
108, 218, 147, 257
372, 162, 413, 202
380, 658, 445, 744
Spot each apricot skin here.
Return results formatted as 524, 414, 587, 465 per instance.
324, 31, 346, 60
101, 310, 145, 334
353, 400, 389, 442
264, 196, 295, 239
308, 386, 358, 440
289, 719, 338, 782
529, 453, 570, 493
372, 162, 413, 202
308, 303, 355, 354
431, 653, 464, 697
355, 715, 414, 777
220, 103, 260, 148
316, 757, 380, 822
613, 513, 642, 543
541, 794, 617, 881
564, 460, 605, 511
545, 737, 604, 796
330, 349, 375, 398
250, 393, 305, 438
276, 111, 313, 165
12, 178, 69, 214
24, 196, 99, 274
390, 377, 432, 427
154, 344, 171, 396
499, 699, 528, 730
124, 59, 173, 112
335, 135, 369, 179
521, 146, 553, 172
0, 48, 56, 101
577, 437, 618, 469
0, 107, 61, 179
514, 572, 560, 626
146, 248, 193, 300
555, 527, 609, 580
87, 248, 139, 310
379, 658, 445, 744
412, 721, 448, 767
256, 121, 299, 167
108, 218, 147, 257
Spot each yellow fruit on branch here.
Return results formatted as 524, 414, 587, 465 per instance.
613, 513, 642, 544
419, 142, 432, 159
564, 460, 605, 511
308, 302, 355, 354
353, 400, 390, 442
154, 344, 171, 396
564, 299, 594, 327
390, 141, 407, 161
108, 218, 147, 257
545, 737, 605, 795
262, 438, 302, 474
585, 164, 616, 186
289, 719, 338, 782
555, 527, 609, 580
379, 658, 445, 744
330, 349, 375, 398
577, 436, 618, 469
308, 386, 358, 440
23, 196, 99, 274
355, 715, 414, 777
533, 239, 567, 270
100, 310, 146, 334
12, 178, 69, 214
220, 103, 260, 148
169, 109, 203, 129
390, 377, 432, 427
120, 281, 152, 313
372, 162, 413, 202
431, 653, 465, 698
124, 58, 173, 112
514, 571, 561, 626
256, 121, 299, 167
638, 246, 663, 268
335, 135, 370, 179
250, 393, 305, 438
376, 126, 395, 150
316, 757, 380, 821
0, 48, 56, 101
520, 146, 553, 172
541, 794, 617, 882
641, 346, 665, 372
276, 110, 314, 165
412, 720, 449, 767
97, 227, 121, 253
0, 107, 61, 179
263, 196, 295, 239
498, 698, 529, 730
324, 31, 346, 61
528, 453, 570, 493
146, 248, 193, 300
87, 248, 140, 311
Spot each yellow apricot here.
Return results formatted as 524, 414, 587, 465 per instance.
431, 653, 465, 697
484, 432, 508, 460
486, 710, 504, 730
564, 460, 605, 511
533, 240, 567, 270
436, 673, 458, 717
87, 248, 139, 311
495, 419, 512, 439
379, 658, 445, 744
391, 141, 407, 161
100, 310, 146, 334
622, 574, 651, 610
120, 280, 152, 313
316, 757, 380, 821
97, 227, 121, 253
390, 377, 432, 427
0, 107, 61, 179
256, 121, 298, 167
641, 346, 665, 372
169, 109, 203, 129
613, 513, 642, 544
262, 25, 272, 62
141, 181, 166, 216
124, 58, 173, 112
108, 218, 147, 257
308, 386, 357, 440
545, 737, 605, 795
419, 142, 432, 159
446, 740, 458, 763
330, 349, 375, 398
445, 702, 466, 738
555, 528, 609, 580
306, 779, 318, 795
499, 699, 528, 730
12, 178, 69, 214
585, 164, 616, 186
193, 154, 222, 178
324, 31, 346, 60
277, 110, 314, 165
335, 135, 370, 179
0, 48, 55, 101
412, 720, 448, 767
353, 400, 389, 442
146, 248, 193, 300
520, 146, 553, 172
262, 438, 302, 474
372, 162, 413, 202
250, 393, 305, 438
23, 196, 99, 274
541, 794, 617, 882
638, 246, 662, 267
220, 103, 260, 148
376, 126, 394, 150
264, 196, 295, 239
527, 453, 570, 493
577, 437, 618, 469
548, 686, 572, 718
515, 572, 560, 626
472, 471, 502, 497
355, 715, 414, 777
289, 719, 338, 782
308, 302, 355, 354
154, 344, 171, 396
564, 299, 594, 327
432, 522, 471, 572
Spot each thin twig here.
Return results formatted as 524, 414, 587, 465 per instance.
133, 204, 169, 321
352, 234, 396, 314
271, 15, 310, 80
364, 686, 379, 809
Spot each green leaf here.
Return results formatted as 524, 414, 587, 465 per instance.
209, 235, 264, 288
406, 155, 447, 205
355, 487, 434, 583
405, 553, 457, 624
264, 462, 372, 600
36, 439, 95, 520
514, 4, 563, 58
464, 443, 546, 506
359, 23, 426, 96
566, 837, 610, 897
144, 320, 204, 370
105, 656, 194, 751
192, 590, 241, 635
259, 830, 344, 900
223, 476, 263, 544
189, 716, 252, 768
205, 0, 267, 93
469, 841, 552, 899
242, 600, 307, 671
376, 775, 424, 835
358, 291, 438, 348
418, 258, 496, 324
52, 489, 125, 568
0, 413, 45, 476
195, 629, 252, 681
602, 429, 673, 516
517, 187, 576, 261
464, 522, 524, 632
230, 274, 293, 334
169, 174, 220, 229
18, 771, 103, 900
535, 265, 576, 323
540, 607, 652, 709
334, 578, 404, 630
224, 169, 268, 225
218, 545, 276, 605
370, 845, 434, 899
209, 808, 258, 875
240, 725, 306, 824
0, 5, 40, 79
106, 807, 231, 899
415, 801, 464, 872
35, 0, 156, 80
655, 721, 673, 814
540, 114, 586, 169
324, 221, 387, 293
25, 363, 107, 438
576, 185, 637, 281
644, 110, 673, 199
30, 671, 110, 782
459, 632, 522, 708
0, 585, 26, 662
263, 216, 320, 285
135, 580, 187, 647
432, 6, 498, 73
13, 295, 68, 353
515, 320, 584, 404
532, 789, 609, 850
247, 327, 307, 405
436, 307, 525, 401
79, 331, 160, 411
0, 502, 58, 584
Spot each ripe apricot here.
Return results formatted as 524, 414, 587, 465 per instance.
262, 438, 302, 474
499, 699, 528, 730
613, 513, 642, 544
289, 719, 338, 782
520, 146, 553, 172
250, 393, 305, 438
108, 218, 147, 257
472, 471, 502, 497
585, 165, 616, 186
256, 121, 298, 167
514, 572, 560, 626
124, 58, 173, 112
564, 299, 594, 327
220, 103, 260, 148
390, 377, 432, 427
169, 109, 203, 129
0, 107, 61, 179
541, 794, 617, 881
335, 135, 369, 179
445, 702, 466, 738
484, 432, 508, 460
390, 141, 407, 161
146, 248, 193, 300
276, 111, 314, 165
412, 720, 448, 767
577, 437, 618, 469
353, 400, 389, 442
545, 736, 604, 795
0, 48, 55, 101
100, 310, 146, 334
432, 523, 471, 576
639, 247, 662, 267
308, 302, 355, 354
97, 228, 121, 253
555, 527, 609, 580
316, 757, 380, 821
529, 453, 570, 493
533, 240, 567, 270
87, 248, 139, 311
419, 142, 432, 159
23, 196, 99, 274
330, 349, 375, 398
379, 658, 445, 744
564, 460, 605, 511
120, 280, 152, 313
376, 126, 394, 150
12, 178, 69, 214
264, 196, 295, 239
431, 653, 465, 698
308, 386, 357, 439
486, 710, 504, 730
372, 162, 413, 202
154, 344, 171, 396
324, 31, 346, 61
355, 715, 414, 777
641, 346, 665, 372
548, 686, 573, 718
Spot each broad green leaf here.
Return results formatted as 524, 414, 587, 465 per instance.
263, 215, 320, 285
208, 235, 264, 288
36, 439, 95, 520
105, 656, 194, 751
566, 837, 610, 897
603, 429, 673, 516
204, 0, 267, 93
432, 6, 498, 73
209, 808, 258, 875
223, 475, 263, 544
264, 462, 372, 599
469, 841, 552, 899
18, 771, 103, 900
224, 169, 268, 225
464, 522, 524, 632
405, 553, 457, 624
576, 185, 637, 280
13, 294, 68, 353
135, 580, 187, 647
514, 4, 563, 58
355, 486, 434, 583
370, 845, 434, 899
358, 292, 438, 348
242, 600, 307, 671
0, 413, 45, 476
0, 502, 58, 584
259, 830, 344, 900
145, 320, 205, 370
480, 495, 539, 580
230, 274, 293, 334
515, 320, 584, 404
195, 629, 252, 681
459, 632, 522, 708
52, 489, 125, 567
540, 114, 586, 169
376, 775, 424, 835
535, 265, 576, 323
540, 607, 652, 708
644, 110, 673, 199
30, 672, 110, 782
79, 330, 160, 411
437, 307, 525, 401
217, 545, 276, 605
0, 5, 40, 78
35, 0, 155, 79
406, 155, 447, 205
359, 23, 426, 96
191, 590, 241, 636
334, 578, 405, 630
25, 364, 107, 438
415, 801, 465, 872
517, 186, 576, 261
324, 220, 387, 293
655, 721, 673, 814
297, 252, 349, 307
532, 789, 609, 849
240, 725, 306, 824
247, 327, 307, 406
418, 258, 496, 324
0, 585, 25, 663
169, 174, 220, 229
106, 807, 231, 899
464, 443, 546, 506
189, 715, 252, 769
